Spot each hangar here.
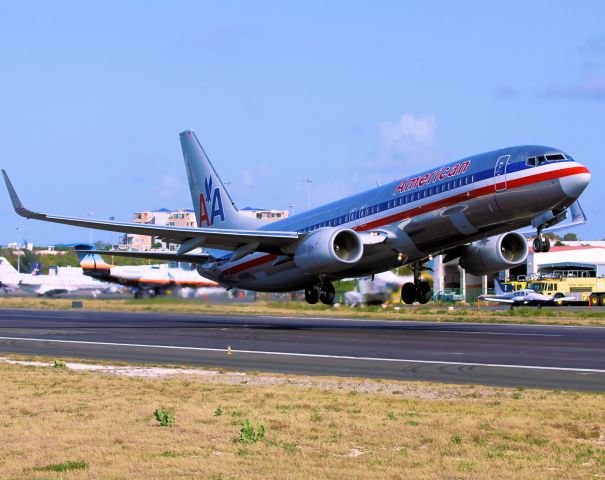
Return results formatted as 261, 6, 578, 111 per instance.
433, 241, 605, 301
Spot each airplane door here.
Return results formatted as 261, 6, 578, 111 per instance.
349, 208, 357, 226
494, 155, 510, 191
359, 205, 368, 227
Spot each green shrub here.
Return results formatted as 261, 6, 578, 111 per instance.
239, 419, 265, 443
451, 434, 462, 444
34, 460, 88, 472
53, 359, 66, 368
214, 407, 223, 416
154, 407, 175, 427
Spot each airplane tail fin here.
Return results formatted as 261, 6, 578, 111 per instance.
30, 262, 41, 276
74, 244, 111, 273
0, 257, 18, 275
494, 278, 505, 296
179, 130, 261, 230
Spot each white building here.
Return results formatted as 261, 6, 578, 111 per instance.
239, 207, 289, 222
125, 208, 172, 250
528, 245, 605, 278
432, 239, 605, 301
120, 207, 287, 251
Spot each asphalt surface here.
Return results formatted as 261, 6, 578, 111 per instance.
0, 308, 604, 391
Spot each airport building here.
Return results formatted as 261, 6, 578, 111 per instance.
120, 207, 288, 251
433, 240, 605, 301
239, 207, 289, 222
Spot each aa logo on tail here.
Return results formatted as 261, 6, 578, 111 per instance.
199, 175, 225, 227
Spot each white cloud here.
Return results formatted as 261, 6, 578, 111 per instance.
365, 113, 444, 180
379, 113, 437, 151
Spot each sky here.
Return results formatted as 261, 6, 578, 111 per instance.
0, 1, 604, 245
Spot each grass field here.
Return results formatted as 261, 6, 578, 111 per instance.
1, 295, 605, 326
0, 357, 603, 479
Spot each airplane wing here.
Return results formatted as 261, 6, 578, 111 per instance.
478, 297, 515, 304
76, 249, 211, 263
3, 170, 302, 255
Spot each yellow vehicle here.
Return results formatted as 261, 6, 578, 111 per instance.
501, 276, 529, 293
524, 271, 605, 305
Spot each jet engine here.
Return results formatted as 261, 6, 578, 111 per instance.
294, 228, 363, 274
459, 232, 528, 276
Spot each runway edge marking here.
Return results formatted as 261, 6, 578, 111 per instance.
0, 336, 604, 374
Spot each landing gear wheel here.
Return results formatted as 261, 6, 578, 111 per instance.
401, 282, 416, 305
541, 237, 551, 253
533, 237, 543, 253
319, 282, 335, 305
416, 281, 433, 305
304, 285, 320, 305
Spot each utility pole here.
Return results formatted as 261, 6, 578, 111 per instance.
16, 227, 22, 273
88, 212, 94, 245
303, 177, 312, 210
109, 216, 115, 264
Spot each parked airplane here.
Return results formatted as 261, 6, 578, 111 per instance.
0, 257, 39, 291
344, 270, 414, 306
75, 246, 219, 298
0, 256, 107, 296
3, 130, 591, 305
479, 279, 575, 307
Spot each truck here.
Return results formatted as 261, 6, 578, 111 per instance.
507, 271, 605, 306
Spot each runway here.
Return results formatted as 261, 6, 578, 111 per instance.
0, 308, 604, 391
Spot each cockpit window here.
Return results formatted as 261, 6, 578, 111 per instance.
545, 153, 566, 161
526, 153, 567, 167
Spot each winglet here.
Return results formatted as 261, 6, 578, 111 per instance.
2, 169, 31, 218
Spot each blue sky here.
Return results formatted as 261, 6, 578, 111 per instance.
1, 1, 604, 244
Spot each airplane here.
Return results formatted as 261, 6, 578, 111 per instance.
2, 130, 591, 305
0, 257, 40, 291
0, 256, 108, 296
478, 279, 576, 307
75, 246, 219, 298
344, 270, 414, 306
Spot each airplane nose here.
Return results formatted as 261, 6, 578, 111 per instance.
560, 163, 591, 199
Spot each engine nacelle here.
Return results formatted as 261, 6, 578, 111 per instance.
294, 228, 363, 274
459, 232, 528, 276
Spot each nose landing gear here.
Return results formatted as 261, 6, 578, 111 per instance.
400, 262, 433, 305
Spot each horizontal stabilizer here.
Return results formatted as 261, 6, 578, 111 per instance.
75, 249, 211, 264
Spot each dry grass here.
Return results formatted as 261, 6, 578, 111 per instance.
1, 296, 605, 326
0, 358, 604, 479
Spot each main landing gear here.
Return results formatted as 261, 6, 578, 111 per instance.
401, 262, 433, 305
305, 281, 335, 305
532, 227, 551, 253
